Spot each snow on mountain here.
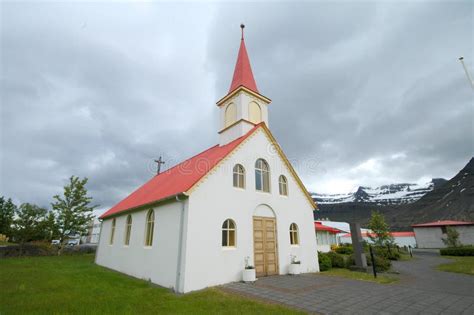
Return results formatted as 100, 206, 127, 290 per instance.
312, 179, 447, 205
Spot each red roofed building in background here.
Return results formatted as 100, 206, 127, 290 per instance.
412, 220, 474, 248
339, 231, 417, 248
315, 221, 342, 252
95, 25, 320, 293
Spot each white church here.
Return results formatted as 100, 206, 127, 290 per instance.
96, 26, 320, 293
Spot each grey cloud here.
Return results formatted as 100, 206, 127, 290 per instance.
1, 1, 472, 210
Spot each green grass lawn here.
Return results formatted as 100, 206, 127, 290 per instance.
398, 253, 414, 261
0, 255, 301, 315
437, 256, 474, 276
320, 268, 398, 284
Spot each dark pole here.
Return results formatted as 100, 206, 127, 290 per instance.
409, 245, 413, 258
369, 245, 377, 278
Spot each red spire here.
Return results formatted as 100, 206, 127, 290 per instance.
228, 24, 259, 94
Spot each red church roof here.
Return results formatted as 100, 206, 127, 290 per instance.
228, 27, 259, 94
100, 124, 262, 219
412, 220, 474, 228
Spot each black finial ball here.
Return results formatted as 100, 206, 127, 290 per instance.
240, 24, 245, 29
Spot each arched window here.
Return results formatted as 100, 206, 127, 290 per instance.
145, 210, 155, 247
124, 215, 132, 246
109, 218, 116, 245
249, 101, 262, 123
224, 103, 237, 127
255, 158, 270, 192
289, 223, 299, 245
279, 175, 288, 196
233, 164, 245, 188
222, 219, 236, 247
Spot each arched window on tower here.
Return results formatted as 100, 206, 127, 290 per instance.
249, 101, 262, 123
233, 164, 245, 188
255, 158, 270, 192
224, 103, 237, 127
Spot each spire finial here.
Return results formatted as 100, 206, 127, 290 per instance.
240, 24, 245, 40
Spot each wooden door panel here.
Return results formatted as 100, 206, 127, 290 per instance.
253, 216, 279, 277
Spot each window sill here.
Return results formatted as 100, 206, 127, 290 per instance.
222, 246, 237, 251
123, 245, 129, 248
233, 187, 246, 191
144, 246, 153, 249
255, 190, 271, 195
291, 244, 300, 248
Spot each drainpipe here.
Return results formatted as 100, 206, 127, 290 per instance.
175, 194, 187, 293
95, 218, 103, 264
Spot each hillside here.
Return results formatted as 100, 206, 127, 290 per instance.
315, 158, 474, 230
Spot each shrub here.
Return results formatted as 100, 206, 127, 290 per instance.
318, 252, 332, 271
345, 254, 355, 268
373, 246, 401, 261
0, 234, 9, 243
440, 246, 474, 256
335, 245, 353, 255
0, 243, 55, 258
63, 245, 97, 255
327, 251, 345, 268
367, 255, 391, 271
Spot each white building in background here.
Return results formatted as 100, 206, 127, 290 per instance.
339, 231, 417, 248
412, 220, 474, 248
95, 27, 319, 293
86, 218, 101, 244
315, 221, 342, 252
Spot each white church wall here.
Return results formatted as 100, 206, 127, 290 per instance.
95, 200, 184, 290
181, 129, 318, 293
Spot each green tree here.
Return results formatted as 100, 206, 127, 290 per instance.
40, 211, 59, 241
13, 203, 47, 245
367, 211, 394, 246
52, 176, 95, 253
0, 197, 17, 237
442, 226, 461, 248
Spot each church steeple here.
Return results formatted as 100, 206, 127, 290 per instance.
217, 25, 271, 146
228, 24, 259, 94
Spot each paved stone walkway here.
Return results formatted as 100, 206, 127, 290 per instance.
223, 252, 474, 314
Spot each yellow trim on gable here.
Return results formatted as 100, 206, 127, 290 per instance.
185, 128, 261, 195
218, 118, 256, 134
185, 124, 318, 209
259, 124, 318, 209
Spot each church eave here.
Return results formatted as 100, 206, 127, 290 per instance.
100, 193, 189, 220
216, 85, 271, 107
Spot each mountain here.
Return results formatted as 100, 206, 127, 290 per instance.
402, 158, 474, 224
315, 158, 474, 231
312, 179, 446, 205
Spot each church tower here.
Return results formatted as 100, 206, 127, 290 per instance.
217, 25, 271, 146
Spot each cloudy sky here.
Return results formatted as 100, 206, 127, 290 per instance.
1, 1, 473, 213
